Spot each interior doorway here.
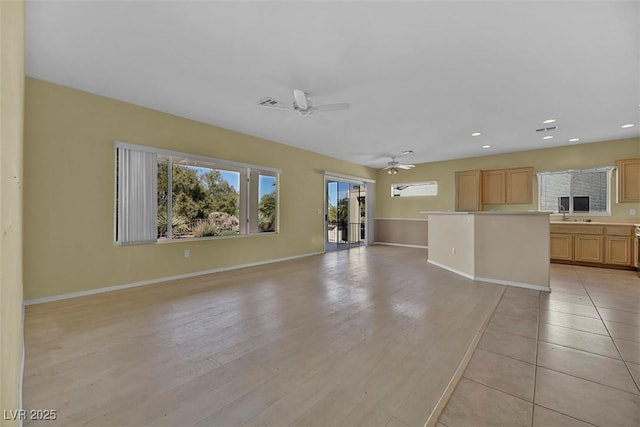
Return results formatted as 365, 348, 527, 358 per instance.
325, 179, 366, 251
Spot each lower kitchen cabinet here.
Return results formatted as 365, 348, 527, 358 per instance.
574, 235, 603, 263
550, 234, 572, 260
550, 223, 635, 269
606, 236, 632, 265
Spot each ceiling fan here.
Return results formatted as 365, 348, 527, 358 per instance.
258, 89, 350, 117
383, 157, 415, 174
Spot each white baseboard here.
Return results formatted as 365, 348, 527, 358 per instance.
427, 259, 474, 280
18, 303, 25, 427
24, 251, 324, 305
473, 276, 551, 292
374, 217, 428, 221
427, 259, 551, 292
374, 242, 428, 249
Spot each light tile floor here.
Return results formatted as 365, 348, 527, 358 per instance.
439, 264, 640, 427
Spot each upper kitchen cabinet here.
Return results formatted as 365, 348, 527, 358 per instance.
455, 170, 482, 211
616, 158, 640, 202
506, 167, 533, 204
482, 169, 506, 204
477, 166, 534, 207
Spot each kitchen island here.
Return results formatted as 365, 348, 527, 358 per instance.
422, 211, 551, 291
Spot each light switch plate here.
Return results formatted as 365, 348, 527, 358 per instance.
631, 208, 637, 216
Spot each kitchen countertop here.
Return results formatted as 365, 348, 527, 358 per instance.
550, 221, 639, 226
417, 212, 639, 227
420, 211, 550, 215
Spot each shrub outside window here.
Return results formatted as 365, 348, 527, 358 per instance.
257, 174, 277, 232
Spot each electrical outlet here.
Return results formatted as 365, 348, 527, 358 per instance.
451, 247, 456, 255
630, 208, 637, 216
184, 249, 190, 258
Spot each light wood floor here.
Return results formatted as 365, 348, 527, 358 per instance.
23, 246, 507, 427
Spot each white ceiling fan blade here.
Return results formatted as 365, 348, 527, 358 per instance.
293, 89, 308, 110
397, 165, 415, 169
260, 105, 294, 111
382, 165, 393, 170
313, 103, 350, 112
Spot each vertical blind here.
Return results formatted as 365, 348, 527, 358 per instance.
116, 147, 158, 245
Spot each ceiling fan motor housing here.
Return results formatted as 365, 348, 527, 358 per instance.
293, 89, 309, 110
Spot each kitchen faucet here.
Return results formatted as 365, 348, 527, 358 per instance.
559, 205, 568, 221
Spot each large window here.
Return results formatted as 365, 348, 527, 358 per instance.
537, 167, 613, 215
115, 142, 279, 245
391, 181, 438, 197
257, 173, 277, 232
158, 156, 242, 239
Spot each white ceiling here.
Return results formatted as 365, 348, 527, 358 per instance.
25, 1, 640, 168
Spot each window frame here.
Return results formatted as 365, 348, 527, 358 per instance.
536, 167, 614, 216
391, 181, 438, 198
252, 171, 278, 233
114, 141, 280, 244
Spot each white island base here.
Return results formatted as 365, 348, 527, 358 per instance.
423, 212, 551, 292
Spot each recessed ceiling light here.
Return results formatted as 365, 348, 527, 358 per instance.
471, 132, 481, 137
481, 145, 491, 149
569, 138, 580, 142
543, 135, 553, 140
543, 119, 556, 124
402, 150, 414, 155
621, 123, 636, 128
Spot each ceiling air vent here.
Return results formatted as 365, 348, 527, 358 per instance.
258, 97, 280, 107
536, 126, 559, 132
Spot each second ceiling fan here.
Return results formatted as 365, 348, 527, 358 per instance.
383, 157, 415, 174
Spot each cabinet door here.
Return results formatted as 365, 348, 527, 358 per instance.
574, 235, 603, 263
482, 170, 505, 204
605, 236, 632, 266
616, 158, 640, 202
455, 170, 482, 212
506, 167, 533, 204
550, 234, 573, 260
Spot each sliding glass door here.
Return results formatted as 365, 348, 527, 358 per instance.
326, 179, 366, 251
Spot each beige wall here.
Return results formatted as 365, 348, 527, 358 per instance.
376, 138, 640, 221
474, 214, 549, 289
374, 219, 428, 247
1, 0, 25, 424
23, 79, 375, 300
427, 214, 475, 277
